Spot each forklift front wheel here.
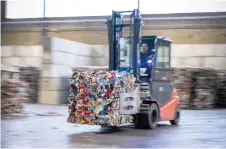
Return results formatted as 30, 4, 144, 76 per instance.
147, 103, 158, 129
134, 103, 159, 129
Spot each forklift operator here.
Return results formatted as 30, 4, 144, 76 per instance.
140, 43, 154, 68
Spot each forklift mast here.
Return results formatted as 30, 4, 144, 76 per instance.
106, 9, 142, 80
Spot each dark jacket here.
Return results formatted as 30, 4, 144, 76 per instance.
140, 50, 154, 68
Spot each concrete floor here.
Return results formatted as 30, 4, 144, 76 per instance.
1, 104, 226, 148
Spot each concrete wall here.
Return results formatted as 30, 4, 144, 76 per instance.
171, 44, 226, 69
1, 45, 43, 68
91, 45, 109, 66
39, 37, 109, 104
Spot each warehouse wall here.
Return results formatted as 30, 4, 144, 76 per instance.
1, 32, 42, 45
1, 45, 43, 68
2, 28, 226, 45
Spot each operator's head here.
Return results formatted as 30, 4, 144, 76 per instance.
141, 43, 148, 53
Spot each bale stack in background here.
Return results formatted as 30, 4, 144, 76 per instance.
215, 70, 226, 108
172, 68, 192, 109
190, 69, 217, 109
172, 68, 226, 109
20, 67, 40, 103
1, 80, 28, 115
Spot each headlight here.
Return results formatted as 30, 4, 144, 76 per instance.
147, 60, 152, 63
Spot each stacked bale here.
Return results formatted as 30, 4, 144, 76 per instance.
172, 68, 226, 109
1, 80, 28, 115
215, 70, 226, 108
190, 68, 217, 109
172, 68, 192, 109
20, 67, 40, 103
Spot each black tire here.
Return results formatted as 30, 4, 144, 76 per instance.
170, 105, 180, 125
147, 103, 159, 129
135, 103, 159, 129
134, 113, 142, 129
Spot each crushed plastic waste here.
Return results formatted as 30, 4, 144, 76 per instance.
67, 71, 136, 127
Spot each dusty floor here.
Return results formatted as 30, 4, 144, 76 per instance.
1, 104, 226, 148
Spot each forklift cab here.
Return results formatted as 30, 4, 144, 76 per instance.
140, 36, 172, 83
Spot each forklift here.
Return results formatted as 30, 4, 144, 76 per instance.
106, 9, 180, 129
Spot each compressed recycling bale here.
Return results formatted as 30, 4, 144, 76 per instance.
172, 68, 220, 109
1, 80, 28, 115
215, 70, 226, 108
20, 67, 40, 103
191, 89, 216, 109
67, 71, 135, 127
172, 68, 192, 109
190, 68, 217, 109
195, 69, 217, 89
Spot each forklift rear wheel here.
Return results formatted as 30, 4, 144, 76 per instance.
170, 106, 180, 125
147, 103, 158, 129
